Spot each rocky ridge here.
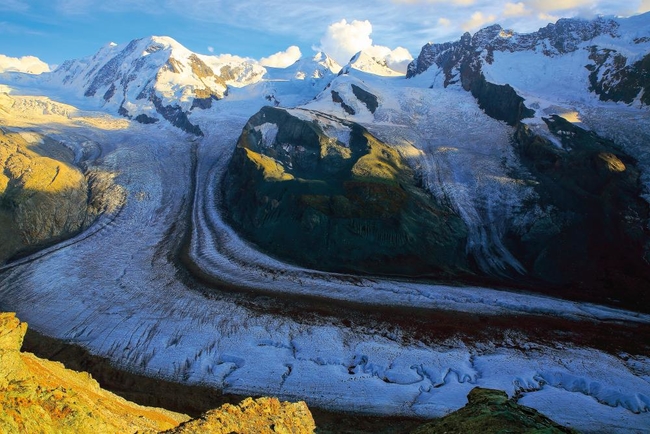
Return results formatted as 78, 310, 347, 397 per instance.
407, 15, 648, 108
0, 312, 189, 433
407, 17, 619, 80
51, 37, 266, 134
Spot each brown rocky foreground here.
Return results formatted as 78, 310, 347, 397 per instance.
0, 312, 316, 433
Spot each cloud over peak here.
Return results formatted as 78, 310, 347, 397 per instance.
316, 19, 413, 73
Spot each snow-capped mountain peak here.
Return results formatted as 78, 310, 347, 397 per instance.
339, 49, 405, 77
49, 35, 268, 134
406, 13, 650, 109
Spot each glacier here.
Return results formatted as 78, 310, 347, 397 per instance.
1, 14, 650, 433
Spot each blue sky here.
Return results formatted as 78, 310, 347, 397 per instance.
1, 0, 649, 67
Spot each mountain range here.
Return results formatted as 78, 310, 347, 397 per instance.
1, 12, 650, 433
2, 12, 650, 307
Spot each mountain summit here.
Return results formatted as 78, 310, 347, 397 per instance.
51, 36, 265, 134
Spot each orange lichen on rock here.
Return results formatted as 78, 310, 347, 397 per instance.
162, 396, 316, 434
0, 312, 189, 434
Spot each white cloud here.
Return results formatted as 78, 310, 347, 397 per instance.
528, 0, 592, 12
537, 12, 560, 23
317, 19, 373, 66
210, 53, 253, 64
316, 19, 413, 73
438, 17, 452, 27
0, 54, 50, 74
259, 45, 302, 68
639, 0, 650, 13
364, 45, 413, 73
462, 11, 497, 31
207, 46, 214, 53
503, 2, 530, 17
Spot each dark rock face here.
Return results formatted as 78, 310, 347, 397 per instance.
190, 95, 218, 110
458, 58, 534, 126
411, 388, 575, 434
134, 113, 158, 124
150, 95, 203, 136
510, 116, 650, 308
351, 84, 378, 114
588, 49, 650, 105
331, 90, 356, 115
222, 106, 469, 277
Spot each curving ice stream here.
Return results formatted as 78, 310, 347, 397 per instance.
1, 80, 649, 433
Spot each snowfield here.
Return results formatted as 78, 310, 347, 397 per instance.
2, 17, 650, 432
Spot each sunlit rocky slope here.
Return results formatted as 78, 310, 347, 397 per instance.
0, 312, 317, 434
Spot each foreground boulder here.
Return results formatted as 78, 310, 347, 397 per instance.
162, 397, 315, 434
411, 387, 575, 434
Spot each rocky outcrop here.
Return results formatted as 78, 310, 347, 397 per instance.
222, 106, 468, 276
411, 388, 575, 433
162, 397, 315, 434
587, 49, 650, 105
0, 312, 189, 433
351, 84, 378, 114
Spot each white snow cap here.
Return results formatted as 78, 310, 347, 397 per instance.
317, 19, 412, 73
0, 54, 50, 75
